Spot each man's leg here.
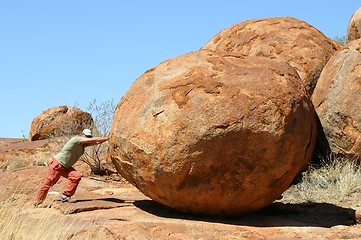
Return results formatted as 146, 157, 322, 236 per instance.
34, 159, 62, 205
61, 167, 81, 197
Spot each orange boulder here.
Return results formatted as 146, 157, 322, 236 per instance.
108, 50, 317, 215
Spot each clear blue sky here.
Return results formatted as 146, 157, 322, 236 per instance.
1, 1, 359, 138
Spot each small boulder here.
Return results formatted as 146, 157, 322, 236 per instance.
312, 39, 361, 161
108, 50, 317, 215
29, 106, 94, 141
347, 7, 361, 43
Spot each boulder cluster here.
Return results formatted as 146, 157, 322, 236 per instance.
107, 12, 354, 215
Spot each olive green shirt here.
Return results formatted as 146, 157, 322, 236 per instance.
54, 136, 84, 168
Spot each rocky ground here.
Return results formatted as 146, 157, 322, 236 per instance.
1, 138, 361, 239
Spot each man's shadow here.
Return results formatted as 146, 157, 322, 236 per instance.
133, 200, 357, 228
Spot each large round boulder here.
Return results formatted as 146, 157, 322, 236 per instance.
312, 39, 361, 161
108, 50, 317, 215
29, 106, 94, 141
201, 17, 341, 96
347, 7, 361, 43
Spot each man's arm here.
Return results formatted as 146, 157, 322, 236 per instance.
79, 136, 109, 146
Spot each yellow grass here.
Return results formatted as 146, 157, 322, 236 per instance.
0, 191, 111, 239
281, 156, 361, 208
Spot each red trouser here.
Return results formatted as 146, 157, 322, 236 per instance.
34, 158, 81, 205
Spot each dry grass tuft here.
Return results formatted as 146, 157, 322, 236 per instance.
281, 156, 361, 208
6, 158, 27, 171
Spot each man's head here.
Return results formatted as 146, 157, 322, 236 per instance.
82, 129, 93, 138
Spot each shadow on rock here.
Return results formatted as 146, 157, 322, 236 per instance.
56, 197, 125, 204
54, 197, 129, 214
133, 200, 356, 227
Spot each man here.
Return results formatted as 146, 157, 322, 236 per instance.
34, 128, 109, 207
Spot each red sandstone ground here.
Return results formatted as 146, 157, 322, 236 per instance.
1, 138, 361, 239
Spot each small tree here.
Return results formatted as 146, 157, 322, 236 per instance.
334, 35, 346, 45
79, 98, 116, 175
87, 98, 115, 136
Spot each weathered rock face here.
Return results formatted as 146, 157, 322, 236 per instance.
312, 39, 361, 161
108, 50, 317, 215
347, 7, 361, 43
29, 106, 94, 141
201, 17, 341, 96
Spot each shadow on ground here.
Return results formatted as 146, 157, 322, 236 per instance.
133, 200, 357, 228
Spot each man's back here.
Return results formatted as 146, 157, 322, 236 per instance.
55, 136, 84, 168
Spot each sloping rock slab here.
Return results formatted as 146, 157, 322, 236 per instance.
0, 139, 48, 153
0, 138, 25, 146
46, 176, 148, 215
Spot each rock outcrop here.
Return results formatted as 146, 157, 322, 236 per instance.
201, 17, 341, 96
108, 50, 317, 215
312, 39, 361, 161
29, 106, 94, 141
1, 166, 358, 239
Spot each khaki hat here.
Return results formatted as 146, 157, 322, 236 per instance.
82, 129, 92, 137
